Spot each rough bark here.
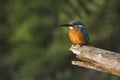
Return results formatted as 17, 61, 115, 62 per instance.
70, 45, 120, 76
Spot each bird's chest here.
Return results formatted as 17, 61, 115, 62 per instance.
68, 28, 85, 44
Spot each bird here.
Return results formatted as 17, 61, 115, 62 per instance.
60, 20, 89, 46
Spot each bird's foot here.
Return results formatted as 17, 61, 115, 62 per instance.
72, 44, 80, 48
72, 44, 76, 48
72, 44, 84, 48
72, 44, 76, 47
73, 44, 76, 46
79, 44, 83, 47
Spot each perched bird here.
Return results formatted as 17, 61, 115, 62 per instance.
60, 20, 89, 46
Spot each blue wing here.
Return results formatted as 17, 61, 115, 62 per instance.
80, 27, 90, 44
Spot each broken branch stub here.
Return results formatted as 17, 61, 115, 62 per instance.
70, 45, 120, 76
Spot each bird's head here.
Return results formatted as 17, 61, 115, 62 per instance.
60, 20, 84, 29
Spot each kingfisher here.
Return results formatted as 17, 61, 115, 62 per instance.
60, 20, 89, 46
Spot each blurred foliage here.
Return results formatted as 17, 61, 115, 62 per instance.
0, 0, 120, 80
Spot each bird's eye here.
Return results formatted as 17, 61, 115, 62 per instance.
70, 24, 74, 26
75, 24, 80, 26
73, 24, 80, 27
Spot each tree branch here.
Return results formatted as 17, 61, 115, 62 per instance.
70, 45, 120, 76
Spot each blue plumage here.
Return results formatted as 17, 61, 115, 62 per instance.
70, 20, 83, 25
70, 20, 90, 44
81, 26, 89, 44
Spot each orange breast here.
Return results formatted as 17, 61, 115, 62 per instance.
69, 28, 86, 45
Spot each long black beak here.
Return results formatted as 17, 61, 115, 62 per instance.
59, 24, 72, 27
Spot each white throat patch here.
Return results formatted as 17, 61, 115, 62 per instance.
69, 26, 73, 29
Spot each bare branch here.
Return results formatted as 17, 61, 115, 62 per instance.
70, 45, 120, 76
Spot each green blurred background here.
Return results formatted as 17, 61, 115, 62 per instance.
0, 0, 120, 80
